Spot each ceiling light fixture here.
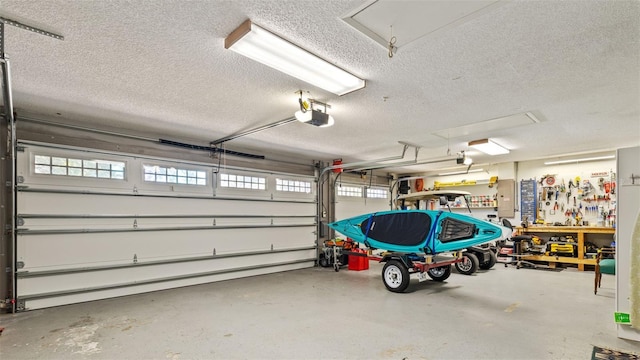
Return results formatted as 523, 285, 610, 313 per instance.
225, 20, 366, 96
544, 155, 615, 165
468, 138, 510, 155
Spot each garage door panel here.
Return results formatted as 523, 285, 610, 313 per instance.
17, 227, 315, 271
18, 192, 316, 216
20, 216, 315, 230
17, 249, 316, 295
19, 262, 313, 311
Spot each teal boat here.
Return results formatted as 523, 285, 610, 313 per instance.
327, 209, 508, 254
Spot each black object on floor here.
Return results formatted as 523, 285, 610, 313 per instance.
592, 346, 639, 360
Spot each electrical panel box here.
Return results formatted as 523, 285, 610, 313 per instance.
497, 179, 515, 218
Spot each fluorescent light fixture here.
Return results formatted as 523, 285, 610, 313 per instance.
438, 168, 484, 176
468, 138, 510, 155
225, 20, 366, 96
432, 111, 543, 140
544, 155, 615, 165
295, 109, 335, 127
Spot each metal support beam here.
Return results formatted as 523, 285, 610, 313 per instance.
1, 22, 5, 59
0, 17, 64, 41
1, 55, 16, 313
210, 117, 297, 146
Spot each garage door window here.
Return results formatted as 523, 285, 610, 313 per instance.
366, 187, 388, 199
337, 186, 362, 197
276, 178, 312, 193
144, 165, 206, 185
34, 155, 125, 179
220, 173, 266, 190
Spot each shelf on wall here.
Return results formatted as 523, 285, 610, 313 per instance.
433, 176, 498, 189
444, 206, 496, 210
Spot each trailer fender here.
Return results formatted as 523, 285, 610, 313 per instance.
379, 254, 412, 269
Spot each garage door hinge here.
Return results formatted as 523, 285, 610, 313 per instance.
17, 217, 24, 226
17, 176, 24, 183
270, 218, 274, 225
212, 218, 216, 226
133, 219, 138, 229
133, 186, 138, 194
212, 248, 216, 256
16, 261, 24, 269
133, 254, 137, 264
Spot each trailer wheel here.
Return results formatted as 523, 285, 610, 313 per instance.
455, 252, 479, 275
479, 251, 497, 270
427, 265, 452, 281
382, 260, 410, 293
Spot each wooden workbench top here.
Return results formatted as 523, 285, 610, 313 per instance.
517, 226, 615, 234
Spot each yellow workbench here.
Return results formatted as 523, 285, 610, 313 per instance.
516, 226, 615, 271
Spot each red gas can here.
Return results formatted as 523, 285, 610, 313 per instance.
348, 249, 370, 271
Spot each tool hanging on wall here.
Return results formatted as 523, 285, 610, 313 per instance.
545, 176, 556, 186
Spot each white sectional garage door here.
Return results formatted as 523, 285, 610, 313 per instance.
335, 182, 390, 221
15, 142, 316, 310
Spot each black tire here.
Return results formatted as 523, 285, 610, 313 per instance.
455, 252, 479, 275
382, 260, 410, 293
479, 251, 498, 270
319, 254, 330, 268
427, 265, 452, 281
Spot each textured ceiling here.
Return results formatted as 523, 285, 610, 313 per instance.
1, 0, 639, 175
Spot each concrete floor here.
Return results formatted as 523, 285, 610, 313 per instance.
1, 263, 639, 360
